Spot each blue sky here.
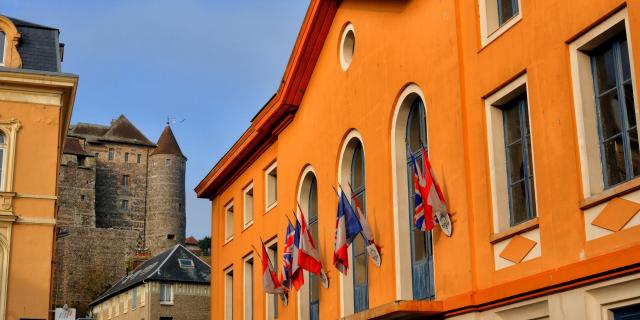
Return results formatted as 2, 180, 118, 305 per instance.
2, 0, 310, 239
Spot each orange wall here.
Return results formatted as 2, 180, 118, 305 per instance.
1, 98, 71, 319
208, 0, 640, 318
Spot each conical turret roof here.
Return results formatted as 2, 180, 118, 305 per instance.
150, 125, 186, 159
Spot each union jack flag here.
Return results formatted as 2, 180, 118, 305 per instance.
280, 221, 295, 290
411, 149, 435, 231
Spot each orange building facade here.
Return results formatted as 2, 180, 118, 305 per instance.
0, 16, 77, 320
197, 1, 640, 319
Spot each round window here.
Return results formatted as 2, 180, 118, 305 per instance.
340, 23, 355, 71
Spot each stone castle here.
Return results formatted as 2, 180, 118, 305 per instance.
53, 115, 186, 313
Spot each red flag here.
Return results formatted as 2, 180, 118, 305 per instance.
260, 241, 284, 294
298, 204, 323, 275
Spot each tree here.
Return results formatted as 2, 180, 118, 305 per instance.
198, 236, 211, 256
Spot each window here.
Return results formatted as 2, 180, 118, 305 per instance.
0, 31, 5, 65
308, 176, 320, 320
167, 234, 175, 240
266, 241, 278, 320
78, 155, 86, 166
613, 304, 640, 319
570, 9, 638, 197
131, 288, 137, 310
121, 200, 129, 210
137, 154, 141, 163
108, 148, 114, 161
340, 23, 355, 71
178, 259, 194, 268
81, 195, 85, 201
350, 142, 368, 313
502, 94, 536, 225
224, 268, 234, 320
166, 158, 171, 166
225, 202, 234, 242
485, 74, 537, 232
479, 0, 522, 45
123, 175, 129, 187
160, 283, 173, 304
243, 256, 254, 320
95, 152, 99, 159
0, 133, 5, 191
124, 152, 129, 163
591, 35, 637, 188
265, 162, 278, 210
243, 183, 254, 228
405, 98, 435, 300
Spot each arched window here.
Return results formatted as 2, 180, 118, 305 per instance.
308, 177, 320, 320
0, 31, 5, 65
0, 132, 5, 192
405, 99, 435, 300
350, 142, 368, 312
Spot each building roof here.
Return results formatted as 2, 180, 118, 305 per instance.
7, 16, 62, 72
62, 137, 92, 156
150, 125, 185, 159
195, 0, 338, 198
90, 244, 210, 306
185, 236, 198, 245
68, 115, 155, 147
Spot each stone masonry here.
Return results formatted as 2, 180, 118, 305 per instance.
54, 115, 187, 315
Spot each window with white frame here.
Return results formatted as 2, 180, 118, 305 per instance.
266, 241, 278, 320
485, 74, 537, 232
243, 256, 254, 320
225, 202, 234, 242
0, 133, 5, 192
131, 287, 137, 310
479, 0, 522, 45
0, 121, 20, 193
108, 148, 114, 161
124, 152, 129, 163
265, 162, 278, 210
570, 8, 638, 197
243, 183, 254, 228
160, 283, 173, 304
225, 268, 234, 320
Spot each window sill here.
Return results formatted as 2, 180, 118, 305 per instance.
580, 178, 640, 210
160, 301, 174, 306
490, 217, 539, 244
224, 236, 233, 245
265, 201, 278, 213
243, 220, 254, 231
480, 15, 523, 51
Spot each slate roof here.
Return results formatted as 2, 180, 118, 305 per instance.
7, 16, 61, 72
90, 244, 210, 306
63, 137, 92, 156
150, 125, 186, 158
68, 115, 155, 147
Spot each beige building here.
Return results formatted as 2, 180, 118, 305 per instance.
89, 244, 210, 320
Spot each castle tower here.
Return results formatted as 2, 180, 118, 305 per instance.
146, 124, 186, 255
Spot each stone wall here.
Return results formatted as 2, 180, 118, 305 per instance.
53, 227, 139, 316
88, 142, 151, 231
58, 155, 96, 228
146, 153, 186, 255
148, 282, 210, 320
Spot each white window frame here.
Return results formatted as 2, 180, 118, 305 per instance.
224, 267, 234, 320
243, 183, 254, 229
243, 255, 254, 320
160, 283, 173, 305
479, 0, 523, 46
0, 120, 20, 193
569, 8, 638, 198
108, 148, 114, 161
265, 162, 278, 212
485, 73, 538, 233
340, 23, 356, 71
265, 238, 278, 320
225, 201, 234, 243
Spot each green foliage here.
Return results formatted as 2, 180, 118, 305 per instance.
198, 236, 211, 255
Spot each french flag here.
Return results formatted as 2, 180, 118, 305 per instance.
298, 204, 323, 275
280, 221, 295, 290
333, 191, 362, 275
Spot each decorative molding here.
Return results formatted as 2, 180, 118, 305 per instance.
0, 119, 19, 193
15, 193, 57, 200
0, 192, 15, 212
0, 16, 22, 68
15, 216, 56, 226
